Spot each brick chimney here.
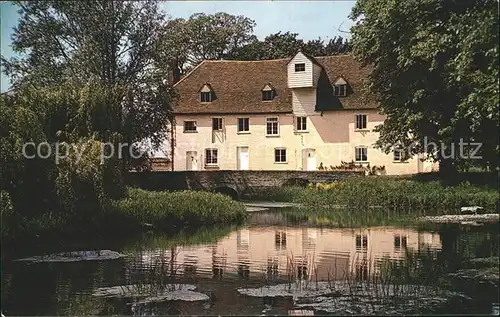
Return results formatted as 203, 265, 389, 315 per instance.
169, 60, 181, 85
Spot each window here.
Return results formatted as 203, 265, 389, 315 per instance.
205, 149, 218, 165
266, 117, 279, 135
355, 147, 368, 162
200, 91, 212, 102
394, 235, 408, 250
296, 117, 307, 131
275, 231, 287, 250
183, 121, 197, 132
334, 84, 347, 96
355, 114, 367, 130
297, 263, 308, 280
355, 261, 368, 281
295, 63, 305, 72
262, 90, 274, 101
394, 150, 402, 161
238, 118, 249, 132
274, 148, 287, 163
267, 257, 279, 279
212, 118, 223, 131
356, 235, 368, 250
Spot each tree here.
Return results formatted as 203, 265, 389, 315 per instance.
160, 12, 257, 71
227, 32, 351, 60
2, 0, 173, 159
350, 0, 499, 173
302, 38, 327, 57
325, 36, 350, 55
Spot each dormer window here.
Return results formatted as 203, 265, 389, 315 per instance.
199, 83, 215, 102
295, 63, 305, 72
261, 83, 276, 101
201, 92, 212, 102
334, 85, 347, 97
333, 76, 348, 97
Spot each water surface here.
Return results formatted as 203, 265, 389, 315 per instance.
1, 210, 498, 315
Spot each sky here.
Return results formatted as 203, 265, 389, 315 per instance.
0, 1, 355, 92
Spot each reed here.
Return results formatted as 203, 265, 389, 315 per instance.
111, 187, 246, 230
251, 177, 498, 215
2, 187, 246, 243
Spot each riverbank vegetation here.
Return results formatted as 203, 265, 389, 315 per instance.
113, 188, 245, 230
1, 187, 245, 243
251, 176, 499, 218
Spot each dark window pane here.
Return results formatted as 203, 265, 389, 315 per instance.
184, 121, 197, 132
262, 90, 273, 101
295, 63, 305, 72
201, 92, 212, 102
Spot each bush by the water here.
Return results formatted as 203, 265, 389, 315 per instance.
112, 188, 246, 230
252, 176, 499, 215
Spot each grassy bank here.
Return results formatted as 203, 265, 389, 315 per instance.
111, 187, 246, 230
279, 207, 418, 228
2, 188, 246, 243
250, 176, 499, 217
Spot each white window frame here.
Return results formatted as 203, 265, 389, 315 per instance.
274, 148, 287, 163
355, 114, 367, 130
355, 146, 368, 162
237, 117, 250, 133
296, 116, 307, 132
266, 117, 280, 136
212, 117, 223, 131
334, 84, 347, 97
183, 120, 197, 133
205, 148, 218, 166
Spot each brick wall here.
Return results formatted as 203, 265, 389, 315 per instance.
126, 170, 363, 198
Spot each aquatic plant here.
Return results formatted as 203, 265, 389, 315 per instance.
251, 176, 499, 216
112, 187, 246, 230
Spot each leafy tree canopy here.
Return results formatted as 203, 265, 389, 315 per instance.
2, 0, 174, 156
227, 32, 350, 60
350, 0, 499, 172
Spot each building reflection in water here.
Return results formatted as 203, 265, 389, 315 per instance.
237, 229, 250, 279
137, 226, 442, 281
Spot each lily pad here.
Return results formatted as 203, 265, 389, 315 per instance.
238, 281, 466, 315
92, 284, 209, 302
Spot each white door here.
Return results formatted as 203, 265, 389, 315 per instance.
238, 147, 249, 170
186, 151, 198, 170
306, 149, 316, 171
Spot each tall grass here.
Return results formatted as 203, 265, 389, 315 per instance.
250, 177, 499, 215
111, 187, 246, 230
280, 207, 417, 228
2, 187, 246, 243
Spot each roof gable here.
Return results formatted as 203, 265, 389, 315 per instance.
261, 83, 275, 91
199, 83, 213, 92
333, 76, 348, 85
287, 51, 323, 67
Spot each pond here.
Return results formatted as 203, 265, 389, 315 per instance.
1, 209, 498, 316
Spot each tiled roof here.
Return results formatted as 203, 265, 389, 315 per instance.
172, 54, 376, 114
314, 55, 376, 111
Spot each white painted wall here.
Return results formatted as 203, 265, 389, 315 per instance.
292, 88, 318, 116
287, 52, 314, 88
173, 114, 301, 171
171, 108, 433, 174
